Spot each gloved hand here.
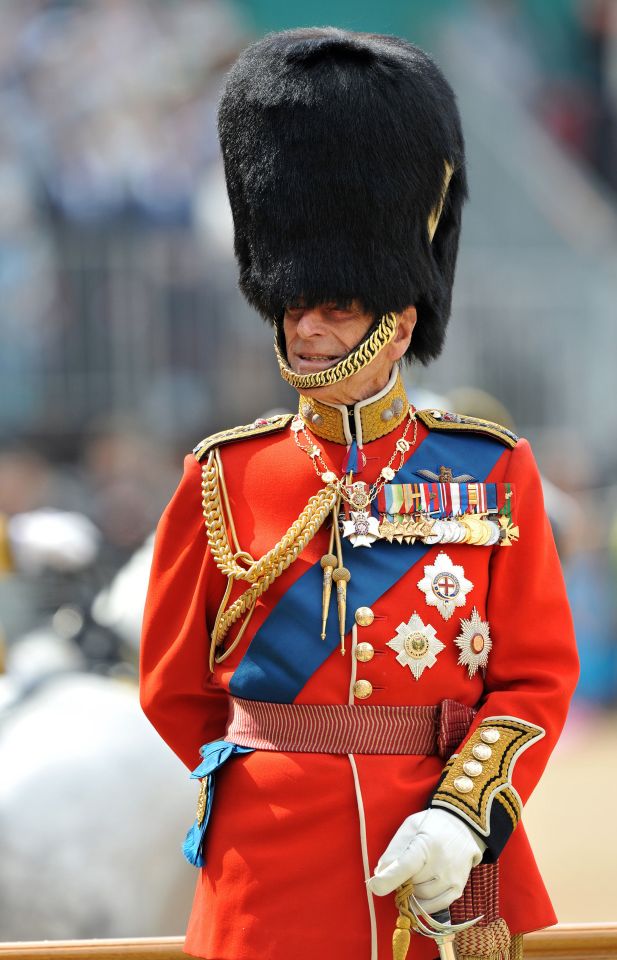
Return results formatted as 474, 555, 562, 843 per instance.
367, 808, 486, 914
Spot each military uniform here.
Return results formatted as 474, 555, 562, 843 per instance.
140, 368, 578, 960
140, 26, 579, 960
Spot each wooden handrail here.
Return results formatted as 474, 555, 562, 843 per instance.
1, 926, 616, 960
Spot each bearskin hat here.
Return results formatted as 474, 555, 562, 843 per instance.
218, 27, 467, 364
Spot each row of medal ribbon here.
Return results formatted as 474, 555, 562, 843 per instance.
375, 481, 514, 519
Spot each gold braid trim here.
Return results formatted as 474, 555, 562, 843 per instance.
298, 366, 409, 445
274, 312, 398, 390
415, 410, 518, 449
201, 453, 338, 660
193, 414, 293, 463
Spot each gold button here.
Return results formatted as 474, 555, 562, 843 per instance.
463, 760, 483, 778
353, 679, 373, 699
355, 606, 375, 627
355, 642, 375, 663
481, 728, 500, 744
454, 776, 474, 794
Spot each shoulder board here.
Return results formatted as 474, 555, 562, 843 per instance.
192, 414, 294, 462
415, 409, 518, 449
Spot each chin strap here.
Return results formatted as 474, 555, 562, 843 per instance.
274, 311, 398, 390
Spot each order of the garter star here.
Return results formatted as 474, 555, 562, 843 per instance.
417, 551, 474, 621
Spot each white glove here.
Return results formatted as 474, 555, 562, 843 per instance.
8, 509, 101, 574
368, 808, 486, 914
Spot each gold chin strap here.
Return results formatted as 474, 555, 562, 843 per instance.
274, 311, 398, 391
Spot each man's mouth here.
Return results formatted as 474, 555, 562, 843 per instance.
297, 354, 341, 366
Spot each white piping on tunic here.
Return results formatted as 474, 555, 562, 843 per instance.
348, 624, 359, 704
347, 624, 378, 959
348, 753, 379, 960
353, 363, 400, 447
310, 362, 400, 447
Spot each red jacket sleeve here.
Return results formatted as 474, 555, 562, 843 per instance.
431, 438, 579, 860
139, 454, 229, 769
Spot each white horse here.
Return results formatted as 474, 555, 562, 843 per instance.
0, 573, 196, 940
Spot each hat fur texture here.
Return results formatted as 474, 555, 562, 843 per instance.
218, 27, 467, 364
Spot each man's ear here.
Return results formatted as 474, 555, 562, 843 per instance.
389, 306, 417, 361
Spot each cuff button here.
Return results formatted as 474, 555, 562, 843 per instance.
463, 760, 483, 778
454, 776, 474, 793
481, 728, 501, 744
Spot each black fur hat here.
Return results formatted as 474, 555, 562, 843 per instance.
218, 27, 467, 364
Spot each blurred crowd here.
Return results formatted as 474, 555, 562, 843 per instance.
533, 0, 617, 193
0, 0, 251, 447
1, 0, 617, 723
0, 0, 244, 226
457, 0, 617, 193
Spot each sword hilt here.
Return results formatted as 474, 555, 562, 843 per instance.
430, 910, 458, 960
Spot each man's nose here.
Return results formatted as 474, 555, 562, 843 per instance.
295, 308, 328, 337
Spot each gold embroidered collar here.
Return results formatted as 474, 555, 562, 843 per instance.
298, 365, 409, 446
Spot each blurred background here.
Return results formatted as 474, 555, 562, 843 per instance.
1, 0, 616, 941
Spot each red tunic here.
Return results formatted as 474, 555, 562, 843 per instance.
140, 412, 578, 960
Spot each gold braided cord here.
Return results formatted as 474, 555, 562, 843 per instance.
202, 456, 337, 583
214, 448, 245, 556
201, 453, 338, 656
274, 311, 398, 390
212, 488, 336, 648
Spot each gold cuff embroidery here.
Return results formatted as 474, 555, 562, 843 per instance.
432, 716, 545, 837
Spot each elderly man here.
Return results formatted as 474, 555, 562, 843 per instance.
140, 28, 578, 960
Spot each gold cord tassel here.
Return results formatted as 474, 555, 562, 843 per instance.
331, 497, 350, 654
320, 506, 338, 640
392, 915, 412, 960
320, 553, 337, 639
332, 566, 350, 654
392, 881, 415, 960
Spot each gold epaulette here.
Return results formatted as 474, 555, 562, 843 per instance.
416, 409, 518, 449
193, 414, 294, 462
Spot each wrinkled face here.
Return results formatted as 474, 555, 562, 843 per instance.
284, 301, 372, 370
283, 301, 416, 405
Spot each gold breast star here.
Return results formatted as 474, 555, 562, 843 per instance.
386, 612, 445, 680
